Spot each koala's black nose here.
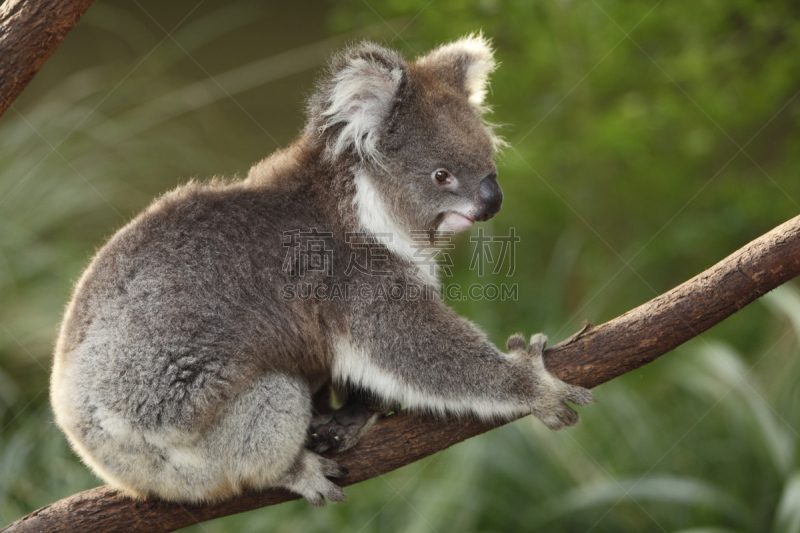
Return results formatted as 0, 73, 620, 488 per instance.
476, 173, 503, 221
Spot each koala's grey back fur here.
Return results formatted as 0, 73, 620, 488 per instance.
51, 34, 593, 506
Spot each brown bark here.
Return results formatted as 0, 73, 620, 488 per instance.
0, 0, 95, 118
4, 214, 800, 533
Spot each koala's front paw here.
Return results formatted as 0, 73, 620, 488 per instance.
507, 333, 595, 430
308, 402, 382, 453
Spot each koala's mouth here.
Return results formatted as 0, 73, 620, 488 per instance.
438, 211, 475, 233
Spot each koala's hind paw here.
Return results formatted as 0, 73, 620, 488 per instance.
319, 456, 349, 478
280, 451, 348, 507
507, 332, 595, 430
305, 481, 347, 508
308, 457, 348, 507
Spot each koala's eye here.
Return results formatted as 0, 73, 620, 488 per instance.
432, 169, 455, 186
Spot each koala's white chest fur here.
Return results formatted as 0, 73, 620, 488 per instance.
352, 169, 440, 286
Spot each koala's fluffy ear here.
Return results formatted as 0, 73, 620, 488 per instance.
308, 42, 406, 164
417, 33, 496, 109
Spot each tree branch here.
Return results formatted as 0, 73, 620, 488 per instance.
0, 0, 95, 118
4, 214, 800, 533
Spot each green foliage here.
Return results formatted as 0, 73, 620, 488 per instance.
1, 0, 799, 531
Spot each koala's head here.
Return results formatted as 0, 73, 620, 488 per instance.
306, 34, 504, 239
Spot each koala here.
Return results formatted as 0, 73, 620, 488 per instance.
50, 34, 593, 507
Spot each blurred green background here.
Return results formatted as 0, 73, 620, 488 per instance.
2, 0, 800, 531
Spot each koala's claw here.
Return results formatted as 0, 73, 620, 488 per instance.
282, 452, 348, 507
308, 402, 380, 453
319, 456, 349, 479
307, 481, 347, 507
309, 416, 362, 452
537, 403, 581, 430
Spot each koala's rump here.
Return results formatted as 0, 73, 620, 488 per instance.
52, 183, 330, 436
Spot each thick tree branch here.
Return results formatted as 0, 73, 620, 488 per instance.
0, 0, 95, 118
4, 214, 800, 533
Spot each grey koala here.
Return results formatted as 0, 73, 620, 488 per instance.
51, 34, 593, 507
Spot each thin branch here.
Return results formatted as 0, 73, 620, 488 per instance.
4, 214, 800, 533
0, 0, 95, 118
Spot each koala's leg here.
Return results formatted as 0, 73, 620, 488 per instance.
55, 371, 347, 505
204, 372, 347, 506
308, 387, 399, 453
334, 298, 594, 429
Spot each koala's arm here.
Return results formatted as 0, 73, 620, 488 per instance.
334, 297, 593, 429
